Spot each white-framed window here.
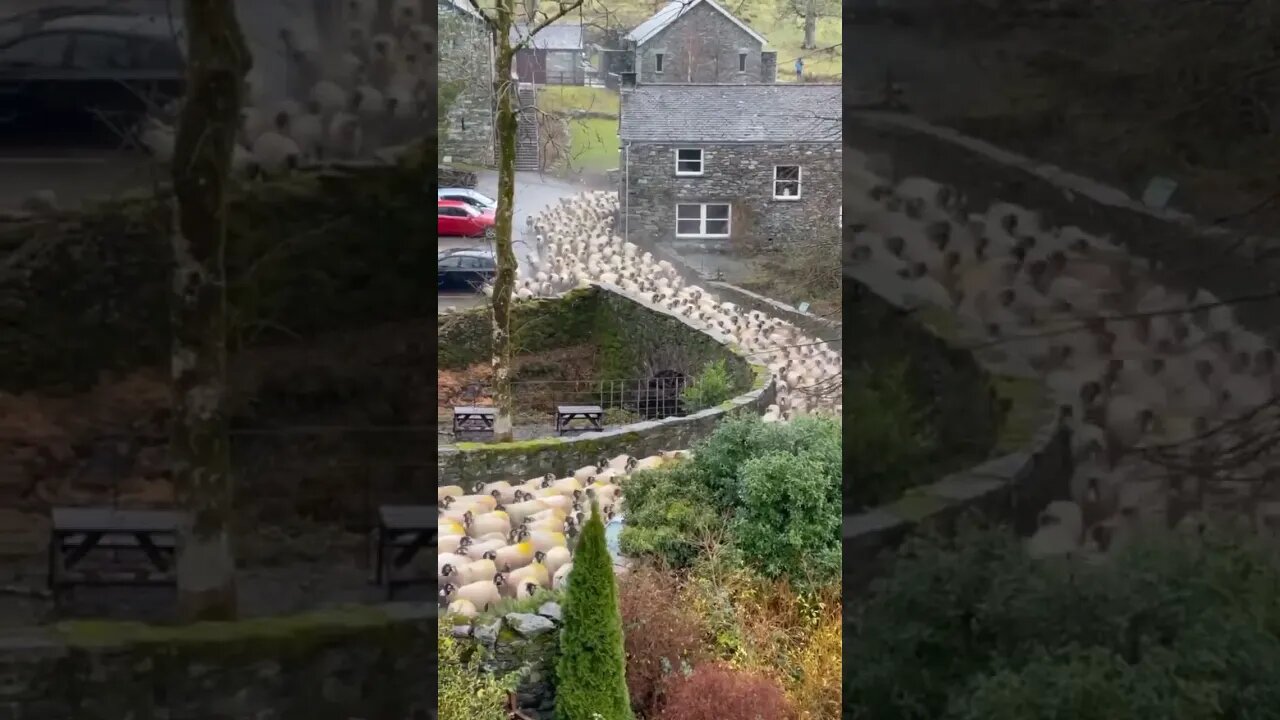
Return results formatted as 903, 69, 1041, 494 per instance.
738, 51, 747, 72
674, 148, 704, 176
654, 52, 664, 73
676, 203, 731, 238
773, 165, 801, 199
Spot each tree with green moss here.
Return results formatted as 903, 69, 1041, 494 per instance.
556, 500, 632, 720
170, 0, 252, 621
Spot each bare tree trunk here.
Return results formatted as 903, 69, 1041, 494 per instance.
803, 0, 818, 49
491, 2, 520, 442
170, 0, 252, 622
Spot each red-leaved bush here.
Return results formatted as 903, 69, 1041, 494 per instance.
617, 565, 709, 717
657, 664, 796, 720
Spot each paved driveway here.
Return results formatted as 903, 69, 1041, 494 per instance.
438, 171, 587, 313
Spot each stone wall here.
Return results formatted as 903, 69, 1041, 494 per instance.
633, 2, 764, 84
438, 284, 775, 486
440, 2, 495, 166
0, 604, 435, 720
620, 141, 842, 248
0, 161, 436, 392
447, 600, 565, 720
845, 110, 1280, 344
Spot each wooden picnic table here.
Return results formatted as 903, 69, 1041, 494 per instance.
453, 405, 497, 434
375, 505, 437, 599
555, 404, 605, 434
47, 507, 185, 601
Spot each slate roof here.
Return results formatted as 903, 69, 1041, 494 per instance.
619, 84, 840, 143
440, 0, 485, 21
625, 0, 767, 46
511, 23, 583, 51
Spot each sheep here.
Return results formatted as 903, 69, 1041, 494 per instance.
508, 553, 550, 588
466, 510, 511, 539
446, 598, 478, 618
491, 540, 535, 572
552, 562, 573, 590
445, 575, 504, 612
542, 545, 572, 576
250, 126, 301, 177
443, 557, 496, 586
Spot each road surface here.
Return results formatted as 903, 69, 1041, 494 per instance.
438, 170, 588, 313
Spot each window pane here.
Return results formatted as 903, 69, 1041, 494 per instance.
775, 181, 800, 197
738, 53, 746, 71
677, 160, 701, 173
677, 219, 701, 235
138, 39, 182, 69
677, 149, 700, 161
677, 204, 701, 219
705, 220, 729, 235
775, 166, 800, 181
70, 33, 134, 70
460, 257, 483, 268
705, 204, 730, 220
655, 53, 663, 71
0, 33, 69, 68
439, 257, 462, 268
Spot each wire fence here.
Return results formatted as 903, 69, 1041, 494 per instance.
440, 375, 694, 425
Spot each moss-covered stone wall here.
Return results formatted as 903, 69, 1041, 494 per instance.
844, 278, 1004, 477
438, 284, 773, 486
0, 160, 436, 392
438, 285, 755, 390
0, 604, 434, 720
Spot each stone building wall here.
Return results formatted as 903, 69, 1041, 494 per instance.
760, 50, 778, 82
620, 141, 841, 247
634, 2, 766, 84
440, 2, 495, 165
0, 604, 435, 720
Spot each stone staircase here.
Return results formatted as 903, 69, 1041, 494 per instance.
515, 84, 540, 171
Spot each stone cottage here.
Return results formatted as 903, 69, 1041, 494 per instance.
618, 83, 841, 247
624, 0, 778, 84
439, 0, 496, 165
512, 22, 585, 85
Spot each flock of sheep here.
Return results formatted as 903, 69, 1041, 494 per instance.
437, 191, 843, 617
844, 149, 1280, 559
437, 452, 680, 616
140, 0, 431, 176
515, 191, 843, 418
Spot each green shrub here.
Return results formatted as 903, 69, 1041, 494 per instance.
730, 451, 841, 590
681, 359, 737, 411
844, 521, 1280, 720
556, 500, 633, 720
620, 415, 841, 585
439, 627, 520, 720
845, 362, 936, 510
618, 465, 724, 569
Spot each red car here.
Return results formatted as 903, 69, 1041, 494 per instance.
438, 199, 496, 238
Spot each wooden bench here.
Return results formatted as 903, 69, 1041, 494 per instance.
375, 505, 437, 599
47, 507, 184, 602
453, 405, 496, 435
555, 404, 605, 434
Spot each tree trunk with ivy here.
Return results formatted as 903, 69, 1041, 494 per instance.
489, 1, 520, 442
169, 0, 252, 622
803, 0, 818, 49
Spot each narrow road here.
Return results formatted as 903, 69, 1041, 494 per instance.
438, 170, 590, 313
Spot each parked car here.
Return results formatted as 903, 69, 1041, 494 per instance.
438, 199, 496, 239
438, 249, 497, 292
0, 12, 185, 134
438, 187, 498, 211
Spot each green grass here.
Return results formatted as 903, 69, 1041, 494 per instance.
564, 116, 620, 173
538, 86, 620, 116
